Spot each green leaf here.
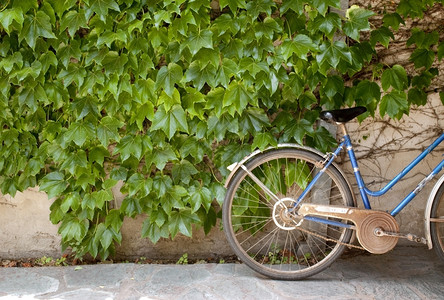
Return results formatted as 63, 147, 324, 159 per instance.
105, 209, 123, 233
252, 132, 277, 151
63, 122, 95, 147
96, 30, 128, 48
396, 0, 425, 18
409, 48, 435, 69
39, 51, 58, 73
322, 75, 344, 99
157, 89, 181, 112
408, 88, 428, 106
219, 0, 246, 11
381, 65, 408, 91
438, 42, 444, 61
254, 17, 281, 40
239, 108, 270, 135
83, 190, 113, 210
58, 40, 82, 69
407, 30, 439, 49
310, 0, 341, 16
380, 90, 408, 119
184, 29, 213, 56
60, 10, 88, 37
193, 48, 220, 69
40, 172, 68, 199
97, 116, 123, 147
141, 218, 169, 243
168, 208, 200, 239
12, 0, 38, 13
440, 92, 444, 105
182, 88, 206, 120
412, 70, 435, 89
162, 185, 187, 215
59, 216, 88, 242
281, 35, 317, 61
151, 105, 189, 140
71, 96, 100, 120
89, 146, 109, 166
222, 81, 253, 115
355, 80, 381, 105
309, 127, 337, 152
316, 41, 352, 71
23, 157, 45, 177
280, 0, 304, 14
187, 186, 212, 213
382, 13, 405, 31
308, 13, 342, 39
343, 5, 374, 40
126, 173, 152, 197
155, 63, 183, 97
185, 61, 217, 91
149, 146, 178, 171
207, 114, 239, 141
284, 159, 311, 189
283, 118, 314, 145
0, 52, 23, 73
58, 64, 87, 88
113, 135, 144, 162
60, 150, 87, 176
246, 0, 275, 18
172, 160, 199, 185
120, 197, 142, 217
179, 137, 211, 163
19, 11, 56, 49
0, 8, 24, 34
370, 27, 394, 48
60, 192, 81, 214
99, 227, 114, 249
87, 0, 120, 21
216, 58, 238, 88
102, 52, 128, 76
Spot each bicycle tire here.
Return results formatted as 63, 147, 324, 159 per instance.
430, 182, 444, 261
223, 148, 354, 280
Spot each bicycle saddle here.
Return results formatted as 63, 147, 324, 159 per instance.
320, 106, 367, 123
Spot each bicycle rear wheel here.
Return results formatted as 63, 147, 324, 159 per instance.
223, 148, 354, 280
430, 183, 444, 261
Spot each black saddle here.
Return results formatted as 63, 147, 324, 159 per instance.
320, 107, 367, 124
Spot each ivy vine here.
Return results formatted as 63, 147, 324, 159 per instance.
0, 0, 442, 259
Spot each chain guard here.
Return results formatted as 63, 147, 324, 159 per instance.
298, 204, 400, 254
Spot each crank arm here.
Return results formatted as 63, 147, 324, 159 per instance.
374, 229, 427, 244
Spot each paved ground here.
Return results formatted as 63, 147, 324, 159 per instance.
0, 246, 442, 300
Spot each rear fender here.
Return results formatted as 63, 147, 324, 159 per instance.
223, 144, 356, 207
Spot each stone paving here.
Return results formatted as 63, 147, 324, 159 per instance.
0, 246, 443, 300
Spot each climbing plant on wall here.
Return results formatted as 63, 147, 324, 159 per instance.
0, 0, 442, 259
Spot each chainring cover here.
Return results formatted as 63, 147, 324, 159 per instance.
357, 212, 399, 254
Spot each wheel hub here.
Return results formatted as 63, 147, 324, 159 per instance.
272, 198, 302, 230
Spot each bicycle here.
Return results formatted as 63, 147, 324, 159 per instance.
222, 106, 444, 280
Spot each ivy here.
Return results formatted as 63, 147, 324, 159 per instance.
0, 0, 442, 259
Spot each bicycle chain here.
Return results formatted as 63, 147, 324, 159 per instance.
295, 223, 366, 251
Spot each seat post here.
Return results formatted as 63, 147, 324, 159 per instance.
338, 123, 348, 137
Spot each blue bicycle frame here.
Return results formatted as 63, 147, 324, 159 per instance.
296, 129, 444, 228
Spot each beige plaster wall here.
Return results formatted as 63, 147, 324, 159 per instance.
0, 94, 442, 259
